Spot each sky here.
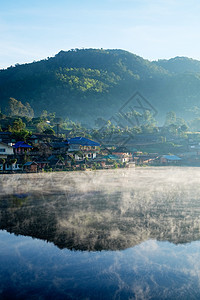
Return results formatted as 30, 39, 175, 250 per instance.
1, 0, 200, 69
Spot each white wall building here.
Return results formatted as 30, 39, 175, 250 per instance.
0, 142, 14, 158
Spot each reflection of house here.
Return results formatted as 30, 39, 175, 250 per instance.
13, 141, 33, 155
0, 142, 14, 158
160, 155, 182, 164
68, 137, 100, 160
23, 161, 38, 172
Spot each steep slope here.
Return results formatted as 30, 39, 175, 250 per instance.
0, 49, 168, 122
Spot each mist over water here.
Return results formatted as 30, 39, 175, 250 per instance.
1, 167, 200, 299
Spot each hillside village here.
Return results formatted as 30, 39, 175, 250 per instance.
1, 96, 200, 172
1, 127, 200, 173
0, 132, 134, 172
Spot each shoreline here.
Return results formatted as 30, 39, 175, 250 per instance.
0, 164, 200, 176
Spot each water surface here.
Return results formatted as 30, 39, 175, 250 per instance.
1, 167, 200, 299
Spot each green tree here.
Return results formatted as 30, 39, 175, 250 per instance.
7, 98, 34, 118
43, 128, 55, 135
12, 129, 30, 141
12, 118, 26, 132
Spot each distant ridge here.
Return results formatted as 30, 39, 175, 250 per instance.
154, 56, 200, 74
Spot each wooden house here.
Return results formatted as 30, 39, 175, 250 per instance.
23, 161, 38, 173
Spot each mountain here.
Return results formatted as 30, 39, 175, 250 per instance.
1, 49, 200, 124
154, 56, 200, 74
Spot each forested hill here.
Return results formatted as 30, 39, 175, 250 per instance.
154, 57, 200, 74
1, 48, 200, 124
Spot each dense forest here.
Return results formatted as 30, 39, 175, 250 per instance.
1, 48, 200, 124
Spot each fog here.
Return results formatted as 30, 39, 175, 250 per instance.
1, 167, 200, 251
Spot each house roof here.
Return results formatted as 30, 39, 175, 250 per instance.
68, 137, 100, 146
50, 141, 69, 148
103, 155, 120, 160
162, 155, 181, 161
24, 161, 38, 166
0, 132, 12, 136
0, 142, 13, 148
30, 134, 62, 141
13, 141, 32, 149
113, 146, 130, 153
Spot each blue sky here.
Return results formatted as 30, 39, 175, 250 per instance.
1, 0, 200, 68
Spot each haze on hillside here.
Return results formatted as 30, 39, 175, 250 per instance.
1, 48, 200, 124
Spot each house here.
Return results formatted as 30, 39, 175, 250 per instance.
50, 141, 69, 154
13, 141, 33, 155
35, 161, 49, 170
68, 137, 100, 160
133, 153, 159, 165
30, 143, 52, 158
160, 155, 182, 164
1, 162, 22, 171
0, 132, 13, 144
47, 155, 68, 169
23, 161, 38, 172
112, 146, 132, 163
0, 142, 14, 158
29, 134, 63, 145
104, 155, 120, 162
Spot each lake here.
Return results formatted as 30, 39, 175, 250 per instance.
1, 167, 200, 299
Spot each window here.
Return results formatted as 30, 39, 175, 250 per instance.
0, 148, 5, 152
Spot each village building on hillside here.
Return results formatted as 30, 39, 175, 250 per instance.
50, 141, 69, 155
160, 155, 182, 165
13, 141, 33, 155
0, 132, 14, 144
23, 161, 38, 173
1, 161, 22, 172
112, 146, 133, 163
0, 142, 14, 158
30, 143, 52, 158
29, 134, 62, 145
68, 137, 100, 160
133, 152, 159, 165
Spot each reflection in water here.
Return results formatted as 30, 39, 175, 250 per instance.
1, 167, 200, 298
1, 232, 200, 299
1, 168, 200, 250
